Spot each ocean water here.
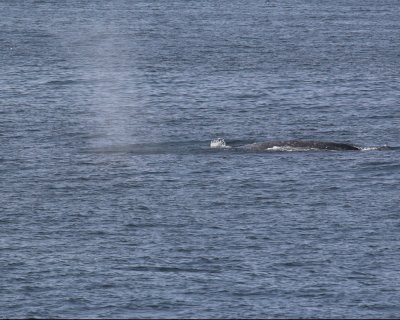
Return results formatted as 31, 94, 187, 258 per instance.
1, 0, 400, 318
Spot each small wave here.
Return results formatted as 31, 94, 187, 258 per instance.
360, 144, 400, 151
45, 79, 78, 86
360, 145, 394, 151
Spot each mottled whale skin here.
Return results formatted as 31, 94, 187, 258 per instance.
240, 140, 360, 151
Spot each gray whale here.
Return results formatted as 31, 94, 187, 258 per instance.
240, 140, 360, 151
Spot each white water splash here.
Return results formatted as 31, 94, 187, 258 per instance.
266, 146, 313, 152
360, 146, 382, 151
210, 138, 231, 149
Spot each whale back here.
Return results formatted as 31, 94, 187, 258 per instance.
241, 140, 360, 151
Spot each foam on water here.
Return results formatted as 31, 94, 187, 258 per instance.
361, 147, 378, 151
210, 138, 231, 149
360, 146, 388, 151
266, 146, 312, 152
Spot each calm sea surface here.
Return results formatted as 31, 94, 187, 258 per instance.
1, 0, 400, 318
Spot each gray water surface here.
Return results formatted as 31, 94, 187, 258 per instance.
1, 0, 400, 318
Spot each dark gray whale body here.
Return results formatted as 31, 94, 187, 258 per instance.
240, 140, 360, 151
